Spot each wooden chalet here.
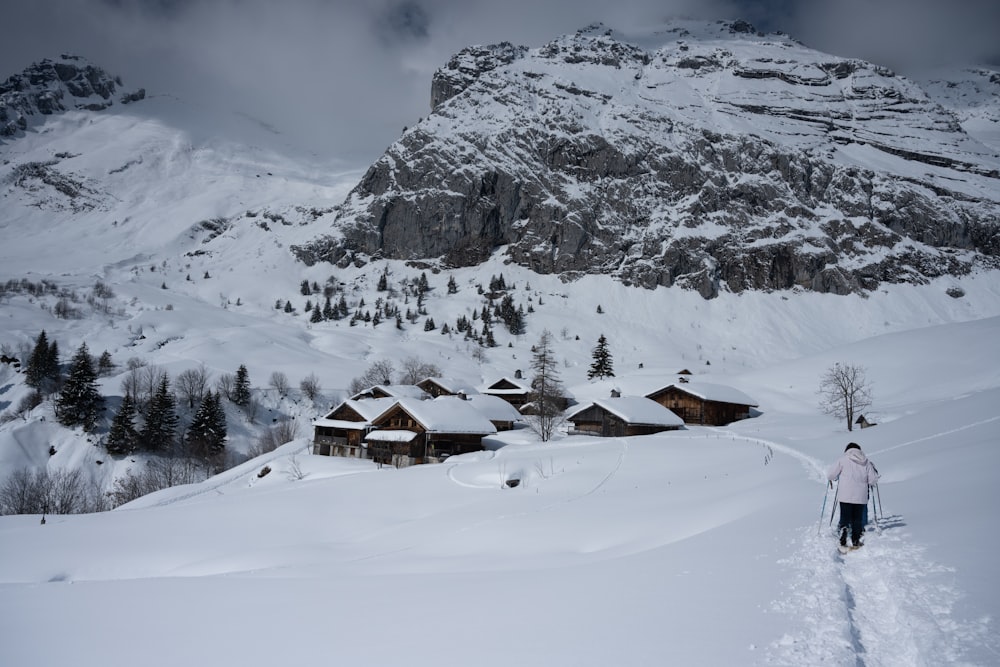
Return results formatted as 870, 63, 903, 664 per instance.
645, 382, 757, 426
416, 377, 480, 399
481, 376, 532, 409
312, 398, 396, 457
568, 396, 684, 437
366, 397, 497, 467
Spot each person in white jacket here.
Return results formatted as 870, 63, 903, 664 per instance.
827, 442, 880, 549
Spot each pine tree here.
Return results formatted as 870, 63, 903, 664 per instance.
447, 275, 458, 294
97, 350, 115, 376
310, 303, 323, 323
528, 330, 566, 442
377, 268, 389, 291
186, 391, 226, 460
106, 393, 138, 455
323, 296, 335, 320
25, 330, 60, 392
424, 317, 436, 331
232, 365, 251, 406
588, 334, 615, 380
141, 374, 178, 452
55, 342, 105, 432
418, 272, 429, 294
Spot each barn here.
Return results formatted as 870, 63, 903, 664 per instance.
645, 382, 757, 426
568, 396, 684, 437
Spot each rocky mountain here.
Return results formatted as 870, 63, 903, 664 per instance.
0, 54, 144, 137
293, 20, 1000, 298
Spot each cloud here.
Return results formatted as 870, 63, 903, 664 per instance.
1, 0, 996, 165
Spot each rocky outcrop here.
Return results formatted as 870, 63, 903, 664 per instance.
294, 21, 1000, 298
0, 55, 137, 137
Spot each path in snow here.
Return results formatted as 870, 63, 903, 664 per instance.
766, 518, 995, 666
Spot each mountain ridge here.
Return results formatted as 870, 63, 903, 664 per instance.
292, 20, 1000, 298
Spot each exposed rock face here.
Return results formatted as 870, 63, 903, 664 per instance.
293, 21, 1000, 297
0, 55, 134, 137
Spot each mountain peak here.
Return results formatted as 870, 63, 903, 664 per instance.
0, 54, 144, 138
294, 22, 1000, 298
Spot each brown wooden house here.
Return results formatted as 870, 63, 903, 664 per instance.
312, 398, 397, 458
366, 397, 497, 467
481, 376, 532, 409
645, 382, 757, 426
350, 384, 429, 401
568, 396, 684, 437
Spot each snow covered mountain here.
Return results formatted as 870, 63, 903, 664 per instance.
294, 20, 1000, 297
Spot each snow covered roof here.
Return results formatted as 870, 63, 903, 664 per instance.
318, 398, 397, 425
380, 397, 497, 435
350, 385, 429, 401
648, 382, 758, 407
419, 377, 480, 396
482, 377, 532, 394
569, 396, 684, 427
455, 394, 522, 423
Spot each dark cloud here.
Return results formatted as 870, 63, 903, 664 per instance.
1, 0, 996, 165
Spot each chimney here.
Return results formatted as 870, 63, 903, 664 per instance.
610, 388, 621, 398
514, 369, 523, 379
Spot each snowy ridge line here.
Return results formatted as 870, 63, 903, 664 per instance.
870, 414, 1000, 456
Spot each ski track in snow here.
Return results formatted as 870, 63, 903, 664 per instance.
699, 429, 997, 666
766, 522, 996, 666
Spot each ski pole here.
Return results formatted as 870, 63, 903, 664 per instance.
870, 488, 882, 534
874, 483, 883, 519
818, 481, 831, 536
829, 481, 839, 526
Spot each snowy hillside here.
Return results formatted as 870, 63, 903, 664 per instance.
1, 313, 999, 666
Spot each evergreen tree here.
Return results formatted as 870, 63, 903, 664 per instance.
299, 279, 311, 295
323, 296, 335, 320
424, 317, 436, 331
186, 391, 226, 460
587, 334, 615, 380
55, 342, 104, 431
97, 350, 115, 376
418, 272, 429, 294
528, 330, 566, 442
25, 330, 60, 392
377, 268, 389, 291
310, 303, 323, 323
232, 365, 251, 406
141, 374, 178, 452
447, 275, 458, 294
106, 393, 138, 455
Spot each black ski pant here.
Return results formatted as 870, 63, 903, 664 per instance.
838, 502, 866, 546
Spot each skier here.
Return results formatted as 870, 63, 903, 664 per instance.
827, 442, 880, 551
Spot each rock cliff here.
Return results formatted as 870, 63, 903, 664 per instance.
293, 21, 1000, 297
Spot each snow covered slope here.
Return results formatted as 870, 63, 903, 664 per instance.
1, 315, 998, 666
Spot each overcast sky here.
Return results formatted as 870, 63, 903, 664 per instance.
3, 0, 998, 163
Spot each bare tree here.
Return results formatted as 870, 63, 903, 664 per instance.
819, 363, 873, 432
299, 373, 321, 401
216, 372, 235, 401
248, 419, 299, 458
176, 365, 211, 409
269, 371, 290, 396
398, 356, 442, 384
348, 359, 396, 395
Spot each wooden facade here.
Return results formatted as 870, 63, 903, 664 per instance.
568, 404, 682, 437
366, 402, 494, 467
312, 403, 371, 458
645, 385, 754, 426
482, 377, 532, 409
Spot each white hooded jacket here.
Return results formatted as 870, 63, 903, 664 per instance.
827, 447, 879, 504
